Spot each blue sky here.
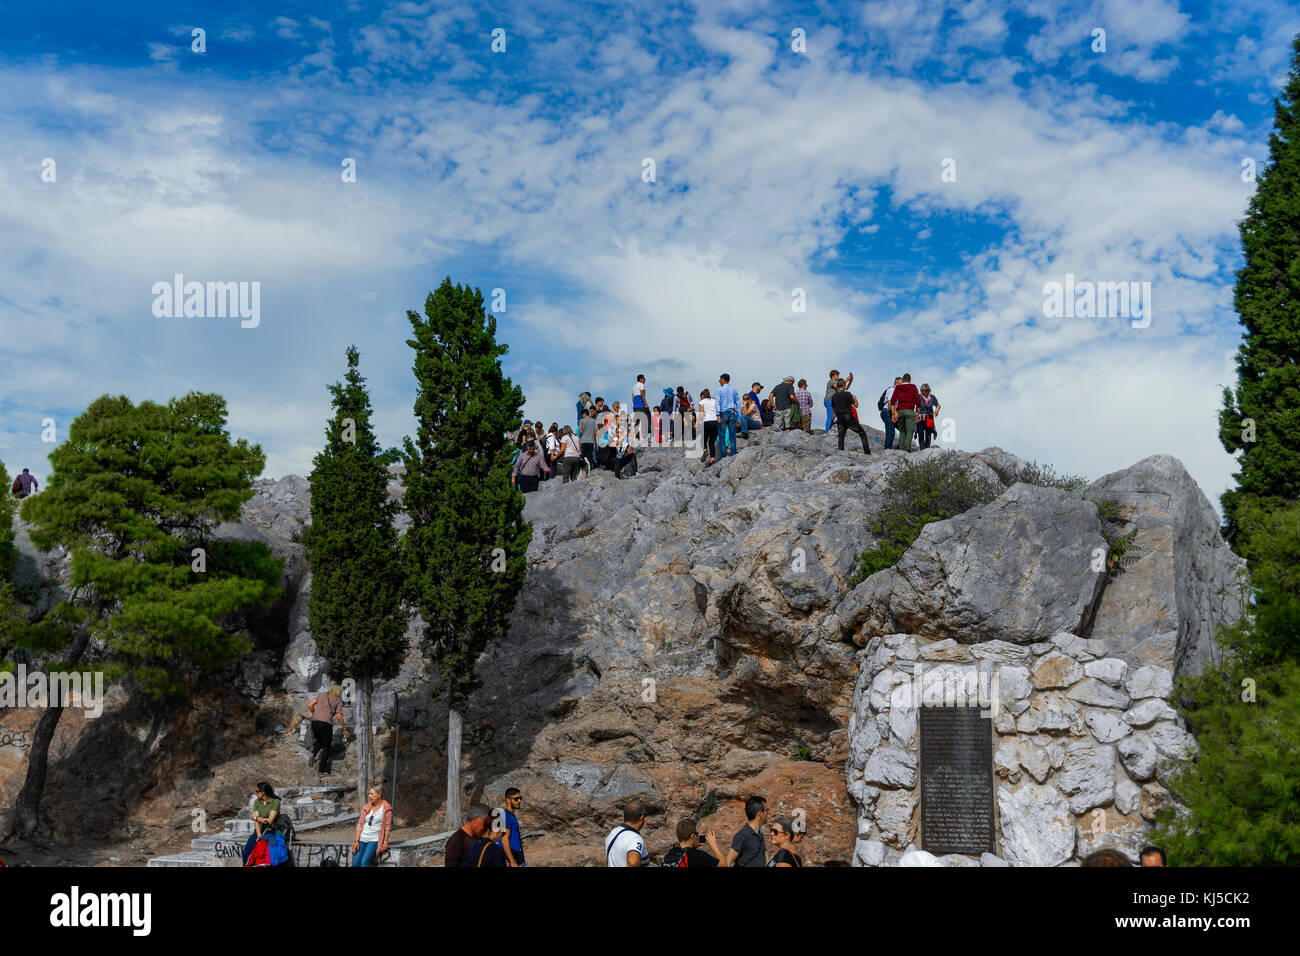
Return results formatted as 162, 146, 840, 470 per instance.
2, 0, 1296, 508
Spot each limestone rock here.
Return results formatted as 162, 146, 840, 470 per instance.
1057, 741, 1115, 814
840, 484, 1107, 646
1126, 666, 1174, 700
1032, 652, 1085, 690
1124, 699, 1179, 728
1083, 708, 1131, 744
918, 639, 973, 663
874, 789, 917, 848
1117, 735, 1158, 782
898, 848, 942, 866
1084, 658, 1129, 687
1115, 779, 1141, 816
998, 783, 1074, 867
1083, 456, 1246, 677
1148, 721, 1197, 762
1015, 692, 1085, 735
863, 747, 917, 789
1066, 678, 1131, 709
855, 838, 886, 867
1073, 806, 1146, 861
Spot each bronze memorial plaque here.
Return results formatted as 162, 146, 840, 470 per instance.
919, 705, 994, 855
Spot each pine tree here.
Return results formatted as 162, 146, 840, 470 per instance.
1219, 34, 1300, 544
304, 347, 409, 809
7, 393, 281, 839
402, 278, 530, 828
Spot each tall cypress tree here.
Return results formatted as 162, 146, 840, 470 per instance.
304, 347, 409, 808
402, 278, 530, 828
8, 393, 281, 839
0, 461, 21, 653
1219, 34, 1300, 544
1158, 37, 1300, 864
0, 461, 16, 582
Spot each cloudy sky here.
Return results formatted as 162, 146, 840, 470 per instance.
1, 0, 1295, 509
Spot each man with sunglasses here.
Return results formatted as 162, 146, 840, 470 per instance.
502, 787, 526, 867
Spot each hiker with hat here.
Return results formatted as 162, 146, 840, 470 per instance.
770, 376, 798, 431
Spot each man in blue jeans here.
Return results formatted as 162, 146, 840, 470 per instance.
878, 376, 900, 449
825, 370, 852, 433
716, 373, 741, 458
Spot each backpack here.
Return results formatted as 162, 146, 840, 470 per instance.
661, 845, 689, 867
274, 810, 296, 848
10, 477, 20, 495
265, 831, 290, 866
877, 389, 889, 411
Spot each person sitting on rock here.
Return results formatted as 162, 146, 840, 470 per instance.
614, 426, 638, 479
242, 782, 281, 864
351, 783, 392, 867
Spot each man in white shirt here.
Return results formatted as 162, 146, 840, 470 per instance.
605, 800, 648, 866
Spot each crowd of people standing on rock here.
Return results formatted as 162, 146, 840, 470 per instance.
506, 369, 944, 490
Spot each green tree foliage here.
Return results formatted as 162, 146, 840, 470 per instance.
8, 393, 281, 838
402, 278, 531, 826
304, 347, 409, 802
0, 461, 21, 652
20, 393, 282, 694
1154, 599, 1300, 865
1161, 41, 1300, 863
1219, 35, 1300, 545
850, 455, 1002, 584
1, 461, 17, 581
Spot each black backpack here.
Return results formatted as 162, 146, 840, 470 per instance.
662, 845, 689, 867
877, 389, 889, 411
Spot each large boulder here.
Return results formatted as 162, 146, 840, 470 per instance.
836, 484, 1107, 645
1082, 455, 1246, 677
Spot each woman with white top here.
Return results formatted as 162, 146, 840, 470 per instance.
352, 784, 393, 867
558, 425, 584, 482
697, 389, 719, 466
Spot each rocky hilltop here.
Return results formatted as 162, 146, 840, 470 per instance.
2, 428, 1245, 866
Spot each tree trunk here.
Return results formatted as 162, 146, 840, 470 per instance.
357, 674, 373, 811
8, 628, 91, 840
446, 704, 463, 828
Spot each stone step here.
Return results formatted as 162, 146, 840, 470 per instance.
148, 851, 213, 868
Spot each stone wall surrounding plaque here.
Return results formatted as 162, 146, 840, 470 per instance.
847, 634, 1187, 866
918, 705, 994, 855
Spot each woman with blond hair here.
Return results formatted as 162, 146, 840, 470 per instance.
351, 783, 393, 867
305, 683, 352, 776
